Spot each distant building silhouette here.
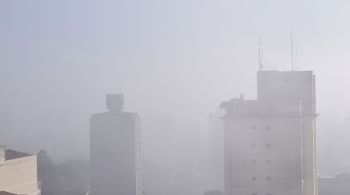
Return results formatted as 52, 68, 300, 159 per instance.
221, 71, 317, 195
209, 111, 224, 190
37, 149, 89, 195
0, 145, 39, 195
90, 94, 141, 195
318, 173, 350, 195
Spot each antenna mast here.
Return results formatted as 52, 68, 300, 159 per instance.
258, 36, 264, 71
290, 26, 295, 71
295, 43, 298, 70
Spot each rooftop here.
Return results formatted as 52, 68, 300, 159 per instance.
5, 149, 32, 160
221, 70, 316, 118
0, 191, 18, 195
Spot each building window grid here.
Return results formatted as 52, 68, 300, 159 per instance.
248, 124, 273, 192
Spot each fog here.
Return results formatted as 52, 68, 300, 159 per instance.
1, 0, 350, 194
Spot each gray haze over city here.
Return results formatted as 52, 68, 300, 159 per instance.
1, 1, 350, 194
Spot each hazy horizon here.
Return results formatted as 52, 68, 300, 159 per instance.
1, 0, 350, 164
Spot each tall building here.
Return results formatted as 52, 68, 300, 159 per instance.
221, 71, 317, 195
0, 145, 39, 195
90, 94, 141, 195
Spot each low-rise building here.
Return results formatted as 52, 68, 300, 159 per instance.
0, 145, 39, 195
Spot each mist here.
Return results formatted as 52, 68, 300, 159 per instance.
1, 1, 350, 195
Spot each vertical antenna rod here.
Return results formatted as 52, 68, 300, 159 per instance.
258, 36, 263, 71
295, 43, 298, 70
290, 26, 295, 71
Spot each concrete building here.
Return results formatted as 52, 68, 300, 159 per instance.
90, 94, 141, 195
221, 71, 317, 195
209, 111, 224, 191
0, 145, 39, 195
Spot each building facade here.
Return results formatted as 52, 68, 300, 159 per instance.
0, 146, 39, 195
221, 71, 317, 195
209, 111, 224, 191
90, 94, 141, 195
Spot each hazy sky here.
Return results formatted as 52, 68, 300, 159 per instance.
1, 0, 350, 159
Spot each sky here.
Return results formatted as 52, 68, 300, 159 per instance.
1, 0, 350, 160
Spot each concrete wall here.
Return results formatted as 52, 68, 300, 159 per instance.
224, 117, 304, 195
90, 111, 141, 195
0, 155, 38, 195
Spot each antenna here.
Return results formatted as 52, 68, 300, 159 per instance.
258, 36, 264, 71
290, 26, 295, 71
295, 43, 298, 70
